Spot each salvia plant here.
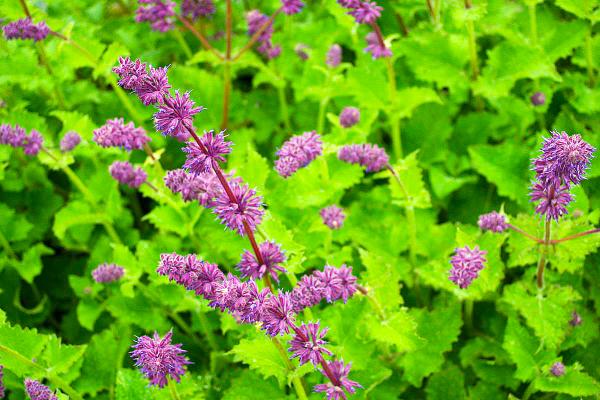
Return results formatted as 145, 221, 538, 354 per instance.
0, 0, 599, 399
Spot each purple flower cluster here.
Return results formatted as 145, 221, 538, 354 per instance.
364, 31, 392, 59
281, 0, 305, 15
477, 211, 508, 233
24, 379, 57, 400
339, 106, 360, 128
314, 359, 362, 399
320, 205, 346, 230
326, 44, 342, 68
347, 1, 382, 24
0, 123, 43, 156
246, 10, 281, 59
550, 362, 565, 377
109, 161, 147, 188
289, 322, 333, 366
291, 265, 358, 312
165, 168, 224, 207
238, 241, 287, 282
181, 0, 216, 20
274, 131, 323, 178
338, 143, 389, 172
130, 330, 191, 387
0, 365, 4, 399
531, 91, 545, 106
113, 58, 204, 141
93, 118, 150, 151
448, 246, 487, 289
92, 263, 124, 283
60, 131, 81, 152
213, 182, 264, 235
570, 310, 582, 326
183, 130, 232, 174
135, 0, 176, 32
529, 132, 595, 221
295, 43, 310, 60
3, 18, 49, 41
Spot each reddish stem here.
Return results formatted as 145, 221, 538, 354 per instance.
507, 224, 544, 244
232, 8, 282, 61
370, 22, 387, 49
550, 228, 600, 244
176, 14, 225, 60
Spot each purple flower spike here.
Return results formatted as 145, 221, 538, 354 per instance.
282, 0, 304, 14
23, 130, 43, 156
164, 168, 225, 207
60, 131, 81, 152
339, 107, 360, 128
92, 263, 124, 283
183, 130, 232, 174
93, 118, 150, 151
135, 66, 171, 106
130, 330, 191, 388
274, 131, 323, 178
291, 275, 326, 312
135, 0, 176, 32
113, 57, 149, 91
0, 124, 26, 148
315, 265, 357, 303
182, 0, 216, 20
320, 205, 346, 230
157, 253, 224, 297
364, 31, 392, 59
238, 241, 287, 282
477, 211, 508, 233
531, 92, 546, 106
289, 322, 333, 366
314, 360, 362, 400
109, 161, 147, 188
338, 143, 389, 172
550, 362, 565, 377
348, 1, 382, 24
261, 291, 295, 336
569, 311, 582, 327
326, 44, 342, 67
3, 18, 49, 41
338, 0, 361, 7
246, 10, 280, 59
154, 91, 204, 140
0, 365, 4, 399
24, 379, 57, 400
213, 182, 264, 235
530, 182, 573, 221
448, 245, 487, 289
533, 131, 595, 188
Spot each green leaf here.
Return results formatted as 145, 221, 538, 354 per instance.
389, 151, 431, 209
77, 298, 103, 331
53, 201, 106, 244
16, 243, 54, 283
222, 370, 290, 400
50, 110, 96, 140
503, 283, 581, 349
429, 166, 477, 199
143, 205, 186, 236
0, 321, 49, 376
399, 302, 463, 386
365, 309, 421, 352
229, 334, 289, 387
359, 249, 402, 310
425, 363, 466, 400
503, 317, 553, 381
534, 364, 600, 396
115, 369, 155, 400
41, 336, 87, 378
555, 0, 596, 18
474, 43, 560, 99
0, 202, 33, 243
391, 87, 441, 119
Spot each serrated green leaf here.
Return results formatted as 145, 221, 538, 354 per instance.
229, 335, 289, 387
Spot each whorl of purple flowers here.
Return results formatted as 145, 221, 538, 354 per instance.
93, 118, 150, 151
154, 91, 204, 141
281, 0, 305, 15
339, 107, 360, 128
314, 359, 362, 400
182, 0, 216, 20
238, 241, 287, 282
550, 362, 565, 377
165, 168, 224, 207
135, 0, 176, 32
531, 92, 545, 106
448, 246, 487, 289
0, 365, 4, 399
183, 130, 232, 174
24, 379, 57, 400
0, 124, 43, 156
477, 211, 508, 233
288, 322, 333, 366
326, 44, 342, 68
213, 182, 264, 235
291, 265, 357, 312
92, 263, 124, 283
109, 161, 147, 188
364, 31, 392, 59
3, 18, 49, 41
60, 131, 81, 152
246, 10, 281, 59
570, 311, 582, 327
347, 1, 382, 24
338, 143, 389, 172
530, 182, 573, 222
275, 131, 323, 178
130, 330, 191, 387
320, 205, 346, 230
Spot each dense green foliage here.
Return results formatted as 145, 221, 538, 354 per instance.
1, 0, 600, 399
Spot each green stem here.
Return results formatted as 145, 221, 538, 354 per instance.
197, 310, 219, 350
466, 18, 479, 80
387, 165, 416, 264
109, 80, 145, 127
168, 378, 181, 400
277, 84, 291, 132
220, 62, 232, 130
522, 381, 536, 400
317, 97, 330, 134
35, 42, 67, 109
0, 344, 84, 400
528, 3, 538, 46
168, 311, 203, 346
464, 299, 474, 334
271, 338, 308, 400
172, 28, 193, 59
585, 27, 595, 87
385, 58, 402, 159
0, 230, 17, 258
536, 219, 551, 290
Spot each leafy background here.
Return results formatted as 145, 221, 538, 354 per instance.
1, 0, 600, 398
